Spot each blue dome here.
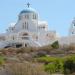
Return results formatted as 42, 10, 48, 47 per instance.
20, 7, 37, 14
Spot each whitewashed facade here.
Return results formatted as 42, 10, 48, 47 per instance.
0, 6, 56, 48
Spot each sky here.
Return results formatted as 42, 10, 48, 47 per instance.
0, 0, 75, 36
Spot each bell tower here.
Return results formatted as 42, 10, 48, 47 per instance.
69, 18, 75, 36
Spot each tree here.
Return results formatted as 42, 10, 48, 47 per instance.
51, 41, 59, 49
63, 58, 75, 75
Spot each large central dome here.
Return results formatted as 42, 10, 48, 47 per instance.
20, 7, 37, 15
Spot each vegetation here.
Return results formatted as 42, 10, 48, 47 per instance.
51, 41, 59, 49
0, 55, 5, 65
37, 56, 64, 74
0, 42, 75, 75
63, 55, 75, 75
4, 62, 49, 75
36, 55, 75, 74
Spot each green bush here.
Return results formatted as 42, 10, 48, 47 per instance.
44, 57, 64, 74
51, 41, 59, 49
63, 55, 75, 74
41, 55, 75, 74
0, 56, 5, 65
37, 56, 57, 63
54, 59, 64, 73
45, 63, 56, 74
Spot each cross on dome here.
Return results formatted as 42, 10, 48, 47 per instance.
27, 2, 30, 8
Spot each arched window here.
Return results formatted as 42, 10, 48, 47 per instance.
33, 14, 34, 19
25, 15, 26, 19
25, 15, 29, 19
19, 16, 21, 20
27, 15, 29, 19
33, 14, 36, 19
25, 44, 27, 47
27, 22, 28, 29
25, 43, 29, 47
74, 24, 75, 26
22, 23, 24, 29
13, 36, 15, 40
19, 15, 22, 20
22, 22, 28, 29
72, 32, 74, 34
25, 22, 26, 28
22, 33, 28, 36
34, 15, 36, 19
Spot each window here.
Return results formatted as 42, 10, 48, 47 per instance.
27, 22, 28, 29
22, 22, 28, 29
19, 16, 21, 20
72, 32, 74, 34
33, 14, 34, 19
34, 15, 36, 19
25, 15, 26, 19
22, 37, 29, 40
25, 22, 26, 28
27, 15, 29, 19
22, 23, 24, 29
23, 33, 28, 36
19, 15, 22, 20
33, 14, 36, 19
25, 44, 27, 47
25, 15, 29, 19
13, 36, 14, 40
25, 43, 29, 47
74, 24, 75, 26
43, 26, 45, 29
36, 36, 38, 40
46, 34, 48, 36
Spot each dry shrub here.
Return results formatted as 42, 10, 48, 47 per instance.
5, 62, 49, 75
62, 44, 75, 51
38, 45, 53, 52
68, 44, 75, 50
1, 48, 17, 55
16, 47, 38, 54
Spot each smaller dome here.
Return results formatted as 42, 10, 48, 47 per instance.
20, 7, 37, 15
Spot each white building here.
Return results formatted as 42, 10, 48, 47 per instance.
69, 18, 75, 36
0, 5, 57, 48
58, 18, 75, 46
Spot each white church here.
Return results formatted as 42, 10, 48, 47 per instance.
0, 3, 57, 48
0, 3, 75, 48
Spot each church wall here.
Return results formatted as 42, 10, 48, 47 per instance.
0, 7, 59, 48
